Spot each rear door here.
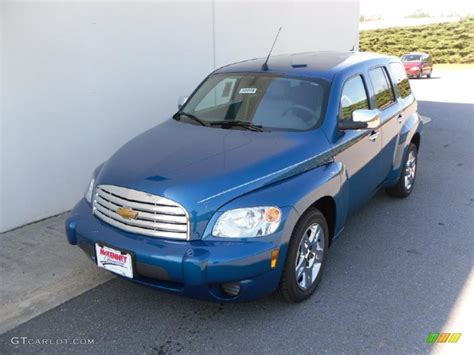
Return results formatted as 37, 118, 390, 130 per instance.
368, 66, 401, 181
387, 61, 417, 175
424, 54, 433, 75
334, 74, 383, 214
388, 61, 415, 125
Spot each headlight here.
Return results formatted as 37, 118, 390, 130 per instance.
212, 207, 281, 238
85, 177, 96, 204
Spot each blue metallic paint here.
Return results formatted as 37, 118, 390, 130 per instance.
66, 51, 423, 301
67, 199, 297, 301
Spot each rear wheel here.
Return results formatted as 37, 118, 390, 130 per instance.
427, 71, 432, 78
279, 208, 329, 303
386, 143, 418, 198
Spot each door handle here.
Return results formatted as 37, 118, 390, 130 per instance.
397, 113, 403, 123
368, 130, 379, 142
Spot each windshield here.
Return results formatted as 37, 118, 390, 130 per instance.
179, 74, 329, 131
401, 54, 422, 62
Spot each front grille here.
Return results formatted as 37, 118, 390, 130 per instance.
93, 185, 189, 240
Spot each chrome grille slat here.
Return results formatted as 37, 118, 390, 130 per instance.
94, 209, 187, 239
94, 203, 188, 232
97, 189, 186, 215
99, 184, 181, 206
93, 185, 190, 240
96, 197, 188, 224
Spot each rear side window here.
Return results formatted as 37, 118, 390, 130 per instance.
389, 62, 412, 98
369, 67, 395, 110
339, 75, 369, 120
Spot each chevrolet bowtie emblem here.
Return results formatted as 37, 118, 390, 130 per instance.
116, 207, 139, 220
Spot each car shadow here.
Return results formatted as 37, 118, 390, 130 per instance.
409, 76, 442, 80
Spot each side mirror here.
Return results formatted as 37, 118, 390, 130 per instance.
338, 109, 381, 130
353, 109, 381, 129
178, 96, 189, 109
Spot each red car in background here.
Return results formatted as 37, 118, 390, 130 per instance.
401, 52, 433, 78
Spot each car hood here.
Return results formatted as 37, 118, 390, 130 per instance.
96, 119, 331, 235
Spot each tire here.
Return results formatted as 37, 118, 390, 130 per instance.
427, 71, 432, 78
416, 71, 422, 79
386, 143, 418, 198
279, 208, 329, 303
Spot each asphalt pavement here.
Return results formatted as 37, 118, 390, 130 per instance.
1, 69, 473, 354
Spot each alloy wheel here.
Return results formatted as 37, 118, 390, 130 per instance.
404, 150, 417, 190
295, 223, 325, 290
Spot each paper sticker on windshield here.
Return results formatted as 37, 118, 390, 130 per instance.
239, 88, 257, 94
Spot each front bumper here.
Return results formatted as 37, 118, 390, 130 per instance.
66, 199, 293, 302
405, 68, 421, 77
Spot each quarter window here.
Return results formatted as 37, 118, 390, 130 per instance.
369, 67, 395, 110
339, 75, 369, 120
389, 62, 412, 98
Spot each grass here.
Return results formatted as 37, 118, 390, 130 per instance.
359, 17, 474, 63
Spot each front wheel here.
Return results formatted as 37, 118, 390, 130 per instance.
279, 208, 329, 303
386, 143, 418, 198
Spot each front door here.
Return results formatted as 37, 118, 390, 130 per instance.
334, 74, 383, 214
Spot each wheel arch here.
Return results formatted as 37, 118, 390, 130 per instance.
310, 196, 336, 246
411, 132, 421, 151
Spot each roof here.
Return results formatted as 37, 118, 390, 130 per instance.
213, 51, 390, 80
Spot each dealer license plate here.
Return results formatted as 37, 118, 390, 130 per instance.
95, 244, 133, 278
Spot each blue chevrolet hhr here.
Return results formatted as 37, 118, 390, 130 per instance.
66, 51, 423, 302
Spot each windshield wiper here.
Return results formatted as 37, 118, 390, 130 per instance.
209, 120, 265, 132
173, 111, 208, 126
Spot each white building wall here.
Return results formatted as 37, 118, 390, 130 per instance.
0, 0, 359, 232
0, 1, 4, 231
213, 0, 360, 67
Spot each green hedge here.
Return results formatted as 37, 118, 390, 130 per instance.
359, 18, 474, 63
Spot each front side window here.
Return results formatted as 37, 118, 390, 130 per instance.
180, 74, 329, 131
339, 75, 369, 120
369, 67, 395, 110
389, 62, 412, 98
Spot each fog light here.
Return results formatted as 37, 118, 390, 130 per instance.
221, 282, 240, 297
